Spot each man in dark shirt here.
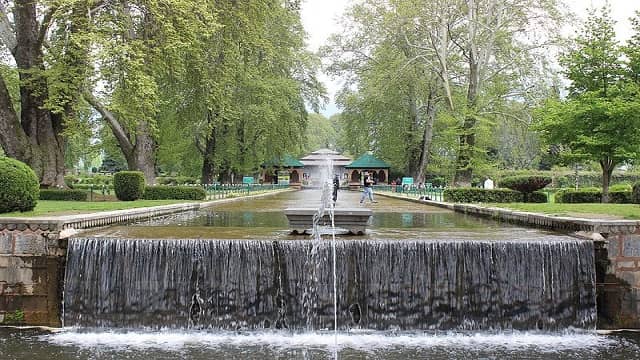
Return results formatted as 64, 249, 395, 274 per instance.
359, 172, 377, 204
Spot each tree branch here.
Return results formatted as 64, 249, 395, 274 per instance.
0, 2, 16, 54
0, 73, 30, 159
37, 6, 58, 50
83, 90, 135, 156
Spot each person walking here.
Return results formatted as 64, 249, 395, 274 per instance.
360, 172, 377, 204
332, 174, 340, 205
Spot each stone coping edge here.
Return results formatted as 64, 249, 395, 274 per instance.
0, 189, 293, 232
377, 192, 640, 234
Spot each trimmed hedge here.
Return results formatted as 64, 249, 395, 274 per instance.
156, 176, 199, 185
555, 189, 633, 203
444, 188, 523, 203
633, 182, 640, 204
114, 171, 145, 201
0, 157, 40, 213
527, 191, 548, 203
500, 175, 552, 193
39, 189, 88, 201
142, 185, 206, 200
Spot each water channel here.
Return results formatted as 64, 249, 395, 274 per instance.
2, 190, 640, 359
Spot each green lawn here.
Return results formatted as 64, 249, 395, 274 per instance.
488, 203, 640, 220
0, 200, 196, 217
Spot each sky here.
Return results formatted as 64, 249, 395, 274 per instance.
300, 0, 640, 117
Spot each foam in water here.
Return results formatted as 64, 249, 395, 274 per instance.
43, 329, 620, 353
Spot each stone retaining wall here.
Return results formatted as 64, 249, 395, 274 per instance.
0, 220, 66, 326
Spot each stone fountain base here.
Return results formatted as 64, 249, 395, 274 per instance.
284, 208, 372, 235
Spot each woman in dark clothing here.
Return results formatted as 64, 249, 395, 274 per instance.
332, 174, 340, 205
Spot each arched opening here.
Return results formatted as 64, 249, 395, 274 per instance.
351, 170, 360, 183
378, 170, 386, 184
290, 170, 300, 183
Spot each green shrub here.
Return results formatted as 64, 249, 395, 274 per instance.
527, 191, 548, 203
443, 188, 523, 203
142, 185, 206, 200
39, 189, 88, 201
64, 175, 79, 187
633, 182, 640, 204
113, 171, 145, 201
609, 190, 633, 204
555, 189, 632, 203
555, 189, 601, 203
610, 183, 632, 192
0, 157, 39, 213
500, 175, 552, 192
156, 176, 199, 185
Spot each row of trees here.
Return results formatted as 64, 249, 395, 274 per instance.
323, 0, 640, 202
0, 0, 323, 187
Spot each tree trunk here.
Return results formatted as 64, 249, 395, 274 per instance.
453, 116, 476, 187
133, 122, 156, 184
600, 157, 615, 203
454, 52, 480, 187
201, 126, 217, 184
84, 91, 157, 184
0, 0, 67, 187
414, 88, 437, 184
406, 83, 421, 180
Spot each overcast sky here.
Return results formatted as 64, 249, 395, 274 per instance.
300, 0, 640, 116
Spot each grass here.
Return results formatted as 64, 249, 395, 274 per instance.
487, 203, 640, 220
0, 200, 197, 217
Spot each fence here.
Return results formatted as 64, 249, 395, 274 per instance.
202, 183, 290, 200
373, 184, 445, 202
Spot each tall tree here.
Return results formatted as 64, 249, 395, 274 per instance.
326, 0, 562, 184
83, 0, 214, 184
428, 0, 563, 186
184, 0, 322, 184
325, 0, 441, 183
0, 0, 94, 187
536, 7, 640, 202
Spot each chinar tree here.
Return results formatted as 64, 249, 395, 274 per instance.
0, 0, 215, 186
535, 8, 640, 203
326, 0, 564, 185
0, 0, 95, 187
84, 0, 215, 184
324, 0, 442, 183
173, 0, 323, 184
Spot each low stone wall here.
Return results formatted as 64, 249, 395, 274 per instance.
0, 220, 66, 326
378, 193, 640, 329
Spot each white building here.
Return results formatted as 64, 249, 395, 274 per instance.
299, 149, 352, 187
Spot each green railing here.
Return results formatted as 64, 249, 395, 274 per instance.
202, 183, 290, 200
373, 184, 445, 202
68, 183, 289, 201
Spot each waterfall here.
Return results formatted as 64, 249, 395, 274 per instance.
63, 237, 596, 331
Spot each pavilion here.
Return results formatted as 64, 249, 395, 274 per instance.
345, 153, 391, 188
299, 148, 352, 187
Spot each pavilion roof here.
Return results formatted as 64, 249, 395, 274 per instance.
345, 153, 390, 169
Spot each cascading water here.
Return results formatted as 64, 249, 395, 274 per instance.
63, 237, 596, 331
309, 158, 339, 356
